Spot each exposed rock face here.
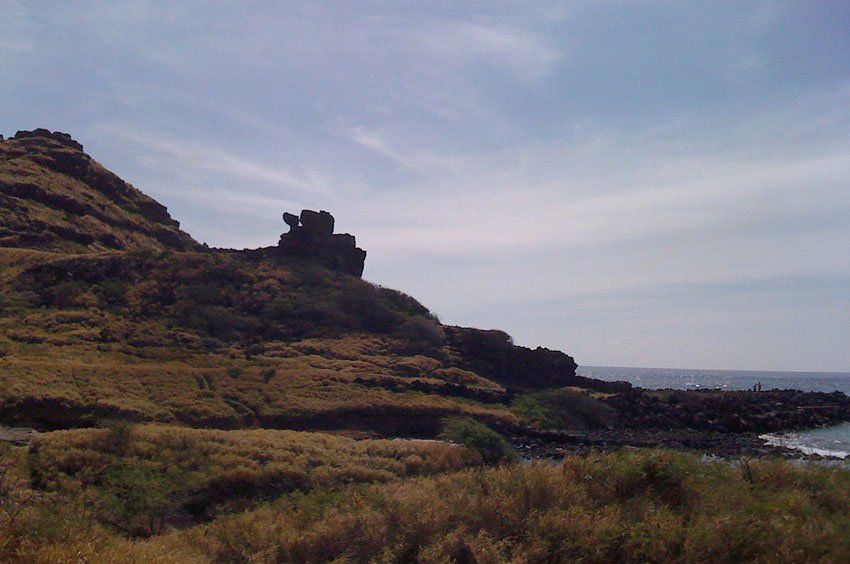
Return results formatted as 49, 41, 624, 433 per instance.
278, 210, 367, 277
282, 212, 299, 230
443, 326, 630, 392
12, 128, 84, 151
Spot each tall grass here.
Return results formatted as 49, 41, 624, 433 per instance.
4, 442, 850, 561
165, 449, 850, 563
28, 425, 480, 533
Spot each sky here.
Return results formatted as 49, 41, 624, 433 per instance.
2, 1, 849, 372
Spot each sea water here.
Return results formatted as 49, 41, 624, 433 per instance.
578, 365, 850, 459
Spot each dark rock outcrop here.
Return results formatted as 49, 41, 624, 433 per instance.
12, 128, 85, 151
283, 212, 299, 229
603, 388, 850, 433
277, 209, 367, 277
444, 326, 631, 392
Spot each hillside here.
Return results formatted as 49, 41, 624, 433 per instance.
0, 129, 198, 252
2, 130, 850, 561
5, 130, 850, 442
0, 129, 612, 439
4, 130, 850, 442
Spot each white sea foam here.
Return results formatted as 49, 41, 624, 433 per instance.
761, 431, 850, 459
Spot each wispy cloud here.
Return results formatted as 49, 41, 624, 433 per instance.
421, 21, 562, 82
348, 126, 421, 171
8, 1, 848, 370
169, 186, 300, 218
345, 91, 850, 259
95, 125, 332, 196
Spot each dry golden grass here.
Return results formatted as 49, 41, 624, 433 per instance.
0, 342, 517, 433
1, 134, 197, 253
0, 250, 517, 434
0, 426, 478, 562
31, 424, 480, 497
133, 449, 850, 563
0, 211, 521, 437
0, 249, 70, 285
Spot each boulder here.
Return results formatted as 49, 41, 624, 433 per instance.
299, 210, 334, 237
283, 212, 299, 230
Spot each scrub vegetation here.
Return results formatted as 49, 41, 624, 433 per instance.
26, 424, 479, 537
3, 448, 850, 562
0, 247, 519, 435
3, 131, 850, 562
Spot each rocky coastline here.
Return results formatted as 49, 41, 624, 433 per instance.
509, 387, 850, 461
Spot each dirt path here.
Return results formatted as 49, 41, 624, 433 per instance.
0, 425, 37, 445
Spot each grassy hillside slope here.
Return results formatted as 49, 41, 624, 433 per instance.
0, 129, 198, 252
0, 130, 599, 438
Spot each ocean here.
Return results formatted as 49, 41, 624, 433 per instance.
578, 365, 850, 459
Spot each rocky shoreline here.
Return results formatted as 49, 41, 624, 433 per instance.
432, 384, 850, 462
603, 388, 850, 433
508, 428, 791, 459
504, 387, 850, 462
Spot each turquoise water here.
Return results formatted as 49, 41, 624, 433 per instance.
579, 365, 850, 459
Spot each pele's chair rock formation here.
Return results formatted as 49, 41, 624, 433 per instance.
278, 210, 367, 277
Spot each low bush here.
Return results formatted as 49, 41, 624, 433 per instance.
97, 460, 186, 537
440, 416, 516, 465
98, 419, 134, 455
395, 315, 445, 352
512, 387, 617, 430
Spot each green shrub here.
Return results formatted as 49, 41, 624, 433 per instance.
186, 306, 261, 340
340, 281, 404, 333
99, 419, 135, 456
512, 388, 616, 430
440, 417, 516, 465
374, 286, 436, 320
39, 279, 89, 308
395, 315, 445, 351
94, 280, 127, 307
97, 461, 185, 537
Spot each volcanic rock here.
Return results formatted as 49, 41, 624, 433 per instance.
277, 209, 367, 277
282, 212, 300, 231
